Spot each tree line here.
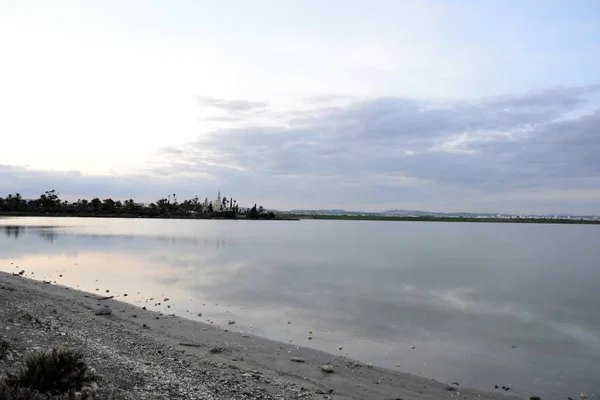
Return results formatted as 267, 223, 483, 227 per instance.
0, 190, 276, 219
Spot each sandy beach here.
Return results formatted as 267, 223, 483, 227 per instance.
0, 271, 520, 400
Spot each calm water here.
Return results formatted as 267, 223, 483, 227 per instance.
1, 217, 599, 398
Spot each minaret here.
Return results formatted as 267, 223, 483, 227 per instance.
217, 191, 221, 200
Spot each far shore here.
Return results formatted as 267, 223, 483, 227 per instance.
0, 211, 300, 221
2, 211, 599, 224
0, 270, 521, 400
288, 214, 600, 224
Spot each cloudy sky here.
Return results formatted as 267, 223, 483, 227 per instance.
1, 0, 599, 214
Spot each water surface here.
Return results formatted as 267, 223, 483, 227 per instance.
1, 217, 599, 398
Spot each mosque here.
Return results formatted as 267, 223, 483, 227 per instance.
211, 191, 224, 211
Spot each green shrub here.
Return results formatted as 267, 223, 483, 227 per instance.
6, 348, 96, 395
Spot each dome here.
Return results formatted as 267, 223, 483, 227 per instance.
211, 198, 222, 210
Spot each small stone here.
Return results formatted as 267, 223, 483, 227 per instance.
338, 345, 343, 350
287, 321, 291, 324
307, 336, 312, 340
530, 396, 541, 400
197, 313, 202, 317
124, 294, 128, 296
142, 307, 146, 310
94, 307, 112, 316
445, 385, 457, 391
228, 320, 235, 325
320, 364, 334, 373
291, 357, 305, 363
396, 363, 401, 367
579, 393, 588, 399
411, 346, 416, 349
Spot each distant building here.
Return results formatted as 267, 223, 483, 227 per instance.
211, 191, 225, 211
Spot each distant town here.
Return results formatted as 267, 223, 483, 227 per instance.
282, 209, 600, 222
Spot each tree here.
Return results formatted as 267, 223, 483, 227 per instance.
102, 198, 116, 212
38, 190, 60, 209
247, 204, 259, 218
90, 198, 102, 209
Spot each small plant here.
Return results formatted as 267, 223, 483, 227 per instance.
209, 342, 229, 354
0, 380, 99, 400
0, 340, 9, 360
7, 348, 96, 395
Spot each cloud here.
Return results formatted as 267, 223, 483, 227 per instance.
195, 96, 267, 112
153, 84, 600, 213
2, 84, 599, 213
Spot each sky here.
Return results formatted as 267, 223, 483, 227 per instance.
1, 0, 599, 214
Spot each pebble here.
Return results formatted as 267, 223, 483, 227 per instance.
291, 357, 305, 363
530, 396, 541, 400
580, 393, 588, 399
320, 364, 334, 373
228, 320, 235, 325
338, 346, 343, 350
94, 307, 112, 316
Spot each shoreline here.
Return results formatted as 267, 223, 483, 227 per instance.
0, 271, 519, 400
0, 212, 300, 221
2, 212, 598, 224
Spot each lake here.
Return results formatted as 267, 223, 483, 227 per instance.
1, 217, 599, 398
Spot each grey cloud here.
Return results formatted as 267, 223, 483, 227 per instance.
159, 84, 600, 213
3, 84, 600, 213
196, 95, 267, 111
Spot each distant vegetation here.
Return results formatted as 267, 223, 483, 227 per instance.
0, 190, 279, 220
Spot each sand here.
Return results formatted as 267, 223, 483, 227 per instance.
0, 271, 519, 400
